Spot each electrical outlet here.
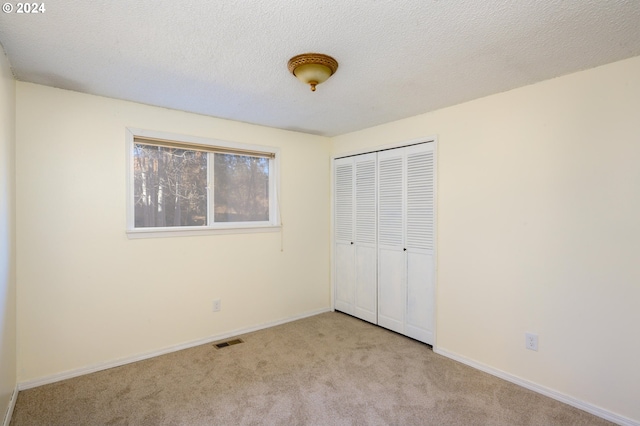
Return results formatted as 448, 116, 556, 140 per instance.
213, 299, 221, 312
525, 333, 538, 351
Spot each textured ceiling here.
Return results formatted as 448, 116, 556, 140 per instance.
1, 1, 639, 136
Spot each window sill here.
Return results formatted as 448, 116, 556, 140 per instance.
126, 224, 281, 239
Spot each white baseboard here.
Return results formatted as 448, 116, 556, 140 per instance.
2, 385, 18, 426
18, 307, 331, 391
434, 347, 638, 426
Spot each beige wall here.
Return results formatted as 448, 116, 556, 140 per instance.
332, 56, 640, 421
11, 54, 640, 422
15, 83, 332, 382
0, 44, 17, 420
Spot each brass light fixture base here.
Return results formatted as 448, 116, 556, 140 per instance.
288, 53, 339, 91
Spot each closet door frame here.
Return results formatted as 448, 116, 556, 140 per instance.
331, 136, 438, 346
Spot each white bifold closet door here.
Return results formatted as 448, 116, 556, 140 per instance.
334, 153, 377, 323
378, 143, 435, 344
334, 143, 434, 345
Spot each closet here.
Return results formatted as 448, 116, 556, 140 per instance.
334, 142, 435, 345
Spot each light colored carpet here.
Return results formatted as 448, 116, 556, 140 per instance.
11, 312, 612, 425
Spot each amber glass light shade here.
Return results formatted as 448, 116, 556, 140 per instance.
288, 53, 338, 91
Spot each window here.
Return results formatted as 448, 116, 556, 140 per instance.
126, 129, 279, 237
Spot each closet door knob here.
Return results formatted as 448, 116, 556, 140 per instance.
351, 242, 354, 245
403, 248, 407, 251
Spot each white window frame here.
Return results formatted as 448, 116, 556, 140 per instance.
126, 128, 280, 239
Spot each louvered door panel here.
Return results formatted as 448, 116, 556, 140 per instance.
377, 150, 405, 333
335, 161, 354, 243
378, 156, 404, 247
355, 158, 376, 245
354, 154, 377, 323
406, 150, 434, 250
405, 143, 435, 345
334, 157, 355, 316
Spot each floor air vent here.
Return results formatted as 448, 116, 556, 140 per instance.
214, 338, 244, 349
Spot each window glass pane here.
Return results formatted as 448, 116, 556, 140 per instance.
214, 153, 269, 222
133, 144, 208, 227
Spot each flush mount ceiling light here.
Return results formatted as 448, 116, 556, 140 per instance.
288, 53, 338, 92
